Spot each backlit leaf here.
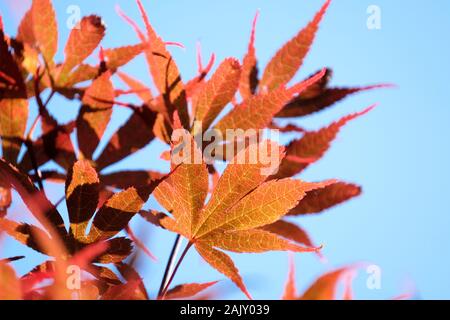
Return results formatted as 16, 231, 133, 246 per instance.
59, 15, 106, 84
193, 58, 241, 132
136, 0, 189, 129
95, 104, 157, 170
214, 69, 326, 134
66, 160, 100, 241
164, 281, 218, 300
0, 262, 22, 300
301, 266, 355, 300
0, 28, 29, 163
259, 0, 330, 91
288, 182, 361, 216
195, 243, 251, 299
154, 134, 208, 235
77, 72, 114, 159
31, 0, 58, 64
88, 187, 144, 242
261, 220, 316, 249
239, 11, 259, 100
104, 43, 146, 71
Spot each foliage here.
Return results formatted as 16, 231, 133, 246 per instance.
0, 0, 386, 300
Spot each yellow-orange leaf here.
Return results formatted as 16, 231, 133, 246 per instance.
260, 0, 331, 91
104, 43, 146, 71
154, 136, 208, 235
214, 69, 326, 134
164, 281, 218, 300
300, 266, 355, 300
195, 243, 251, 299
136, 0, 189, 129
31, 0, 58, 63
199, 179, 331, 236
77, 72, 114, 159
194, 140, 284, 237
59, 15, 105, 83
193, 58, 241, 132
0, 262, 22, 300
200, 228, 318, 253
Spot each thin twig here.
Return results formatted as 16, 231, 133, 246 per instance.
157, 234, 183, 297
159, 240, 193, 299
28, 69, 55, 191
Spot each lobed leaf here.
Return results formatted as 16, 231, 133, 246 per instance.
301, 266, 355, 300
59, 15, 106, 84
0, 28, 29, 163
192, 58, 241, 133
31, 0, 58, 64
288, 182, 361, 216
103, 43, 146, 71
214, 69, 326, 134
259, 0, 331, 91
164, 281, 218, 300
65, 160, 100, 241
136, 0, 189, 128
77, 72, 115, 159
154, 134, 208, 236
194, 140, 284, 237
261, 220, 316, 249
195, 243, 251, 299
88, 187, 144, 242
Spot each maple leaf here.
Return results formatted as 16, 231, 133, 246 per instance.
164, 281, 219, 300
0, 262, 22, 300
192, 58, 242, 133
276, 68, 391, 118
103, 43, 146, 72
0, 159, 152, 283
261, 220, 317, 250
0, 185, 12, 217
239, 11, 259, 100
0, 27, 29, 164
135, 0, 189, 129
214, 69, 327, 134
282, 259, 357, 300
273, 106, 375, 179
259, 0, 331, 91
31, 0, 58, 65
153, 135, 331, 298
58, 15, 106, 84
95, 103, 157, 170
300, 267, 356, 300
287, 182, 361, 216
77, 71, 115, 159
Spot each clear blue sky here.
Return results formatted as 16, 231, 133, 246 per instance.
1, 0, 449, 299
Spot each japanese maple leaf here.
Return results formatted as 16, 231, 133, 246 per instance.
152, 135, 332, 298
0, 158, 154, 287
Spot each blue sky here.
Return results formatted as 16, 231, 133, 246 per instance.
1, 0, 449, 299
